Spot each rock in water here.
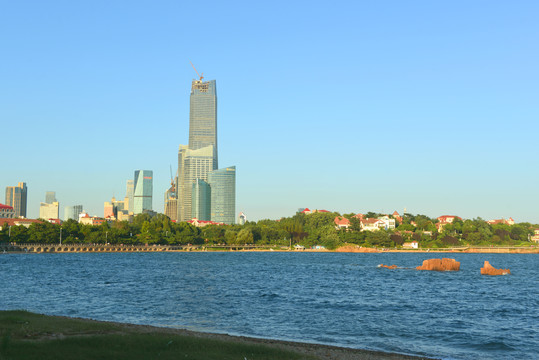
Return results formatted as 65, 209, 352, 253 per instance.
416, 258, 460, 271
480, 261, 510, 275
379, 264, 398, 269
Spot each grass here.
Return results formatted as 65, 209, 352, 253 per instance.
0, 311, 315, 360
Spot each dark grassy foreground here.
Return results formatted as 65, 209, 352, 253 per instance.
0, 311, 314, 360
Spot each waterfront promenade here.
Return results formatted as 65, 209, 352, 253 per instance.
1, 243, 538, 253
0, 243, 285, 253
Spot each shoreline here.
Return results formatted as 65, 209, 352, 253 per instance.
49, 314, 438, 360
2, 242, 538, 254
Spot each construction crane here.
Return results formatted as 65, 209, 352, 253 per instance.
189, 61, 204, 81
169, 165, 175, 193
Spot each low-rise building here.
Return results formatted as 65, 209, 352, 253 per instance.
334, 216, 350, 230
360, 218, 386, 231
78, 212, 106, 226
360, 216, 395, 231
187, 218, 225, 227
392, 210, 403, 223
0, 218, 42, 230
531, 229, 539, 243
301, 208, 330, 215
377, 215, 396, 229
436, 215, 463, 232
0, 204, 15, 218
402, 241, 419, 249
487, 218, 515, 226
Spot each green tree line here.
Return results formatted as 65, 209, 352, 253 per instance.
1, 211, 537, 249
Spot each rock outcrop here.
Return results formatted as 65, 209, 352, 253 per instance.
480, 261, 510, 275
335, 246, 379, 253
416, 258, 460, 271
379, 264, 397, 269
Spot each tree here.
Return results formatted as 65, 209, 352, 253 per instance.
236, 228, 254, 244
225, 229, 237, 244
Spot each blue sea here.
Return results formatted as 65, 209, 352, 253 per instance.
0, 252, 537, 359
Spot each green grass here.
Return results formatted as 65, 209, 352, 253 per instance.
0, 311, 314, 360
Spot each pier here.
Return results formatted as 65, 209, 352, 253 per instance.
0, 243, 184, 253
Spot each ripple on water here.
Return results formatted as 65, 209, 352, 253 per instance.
0, 252, 537, 360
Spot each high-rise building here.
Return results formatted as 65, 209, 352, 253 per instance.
133, 170, 153, 214
192, 179, 211, 220
104, 197, 128, 219
208, 166, 236, 224
64, 205, 83, 221
126, 180, 134, 213
45, 191, 57, 204
40, 202, 59, 220
238, 212, 247, 225
177, 144, 215, 221
5, 182, 27, 218
164, 178, 178, 221
177, 75, 236, 223
189, 79, 218, 169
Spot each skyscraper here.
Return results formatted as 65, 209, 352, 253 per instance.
45, 191, 57, 204
164, 178, 178, 221
208, 166, 236, 224
133, 170, 153, 214
189, 79, 218, 169
64, 205, 83, 221
177, 75, 236, 223
192, 179, 211, 220
177, 145, 215, 221
5, 182, 27, 218
40, 202, 59, 220
126, 180, 134, 213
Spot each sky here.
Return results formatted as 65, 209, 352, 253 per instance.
1, 1, 538, 223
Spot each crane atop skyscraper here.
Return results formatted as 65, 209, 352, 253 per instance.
189, 61, 204, 81
169, 165, 175, 193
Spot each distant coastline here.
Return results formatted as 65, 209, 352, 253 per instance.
2, 243, 538, 254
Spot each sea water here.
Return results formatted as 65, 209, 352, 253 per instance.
0, 252, 537, 359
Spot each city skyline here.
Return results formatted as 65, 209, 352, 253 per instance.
1, 1, 538, 223
177, 77, 236, 224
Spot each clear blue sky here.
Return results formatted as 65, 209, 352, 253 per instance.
1, 1, 538, 223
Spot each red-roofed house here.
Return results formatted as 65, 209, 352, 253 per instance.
360, 218, 386, 231
188, 218, 225, 227
334, 216, 350, 230
392, 211, 403, 223
359, 216, 396, 231
437, 215, 462, 223
0, 203, 15, 219
532, 229, 539, 243
0, 218, 42, 230
402, 241, 419, 249
78, 213, 106, 226
302, 208, 330, 215
487, 218, 515, 226
436, 215, 463, 232
353, 213, 364, 220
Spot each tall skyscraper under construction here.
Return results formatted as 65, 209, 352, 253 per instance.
177, 71, 235, 223
189, 79, 218, 169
